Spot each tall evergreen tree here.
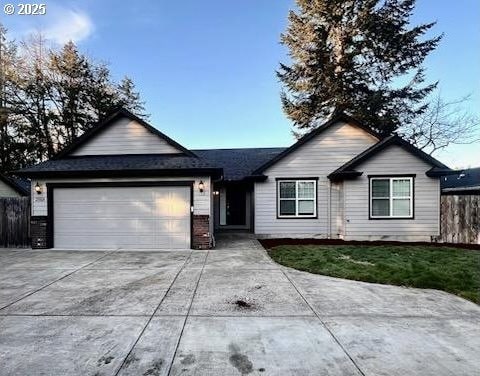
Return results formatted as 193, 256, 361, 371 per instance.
279, 0, 442, 136
117, 76, 148, 118
88, 64, 119, 119
49, 41, 95, 144
0, 25, 148, 171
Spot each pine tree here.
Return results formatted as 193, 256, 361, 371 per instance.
49, 41, 94, 144
0, 25, 149, 169
117, 76, 148, 118
88, 64, 119, 119
279, 0, 442, 136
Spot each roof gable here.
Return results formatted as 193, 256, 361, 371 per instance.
252, 113, 381, 175
328, 135, 450, 180
55, 108, 195, 159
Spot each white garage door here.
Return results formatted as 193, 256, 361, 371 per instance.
53, 186, 191, 249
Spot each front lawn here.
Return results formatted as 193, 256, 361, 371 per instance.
266, 244, 480, 304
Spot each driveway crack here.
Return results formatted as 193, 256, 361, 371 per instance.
0, 248, 120, 312
113, 250, 203, 376
166, 250, 210, 376
280, 269, 367, 376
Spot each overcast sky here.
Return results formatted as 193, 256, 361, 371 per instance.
3, 0, 479, 168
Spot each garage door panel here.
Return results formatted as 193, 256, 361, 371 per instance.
55, 187, 154, 202
53, 186, 191, 249
54, 219, 157, 234
153, 192, 190, 216
55, 202, 160, 218
55, 218, 190, 234
155, 235, 190, 248
54, 234, 158, 249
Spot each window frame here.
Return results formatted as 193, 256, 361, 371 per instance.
369, 176, 414, 219
276, 178, 318, 219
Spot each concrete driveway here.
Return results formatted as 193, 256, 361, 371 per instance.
0, 235, 479, 376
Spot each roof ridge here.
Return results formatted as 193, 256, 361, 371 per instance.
193, 147, 287, 151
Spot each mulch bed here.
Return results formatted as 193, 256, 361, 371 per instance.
259, 238, 480, 251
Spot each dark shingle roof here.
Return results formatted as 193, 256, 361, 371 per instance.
11, 177, 30, 193
441, 167, 480, 192
16, 148, 287, 181
0, 173, 29, 195
16, 154, 222, 179
193, 148, 286, 181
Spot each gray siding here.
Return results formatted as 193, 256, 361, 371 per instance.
254, 121, 378, 236
72, 117, 183, 156
344, 145, 440, 241
0, 181, 21, 197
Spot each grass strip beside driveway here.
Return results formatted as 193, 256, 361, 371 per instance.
267, 245, 480, 304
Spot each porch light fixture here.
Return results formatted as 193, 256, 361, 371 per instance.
198, 180, 205, 193
35, 182, 42, 195
213, 190, 220, 196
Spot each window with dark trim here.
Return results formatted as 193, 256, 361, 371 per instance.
277, 180, 317, 218
370, 177, 413, 218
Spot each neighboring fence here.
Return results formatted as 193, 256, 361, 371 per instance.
0, 197, 30, 248
440, 195, 480, 245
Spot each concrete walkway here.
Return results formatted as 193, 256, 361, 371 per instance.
0, 235, 479, 375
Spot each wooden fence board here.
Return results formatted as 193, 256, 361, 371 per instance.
0, 197, 30, 248
440, 195, 479, 244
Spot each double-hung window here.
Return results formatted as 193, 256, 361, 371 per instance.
277, 180, 317, 218
370, 177, 413, 218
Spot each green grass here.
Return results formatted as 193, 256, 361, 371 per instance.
267, 245, 480, 304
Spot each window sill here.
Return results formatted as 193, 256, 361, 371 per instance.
369, 216, 414, 220
277, 215, 318, 219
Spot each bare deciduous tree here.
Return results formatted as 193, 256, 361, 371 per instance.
400, 95, 480, 155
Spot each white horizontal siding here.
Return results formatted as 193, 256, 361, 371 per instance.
72, 117, 183, 155
31, 177, 211, 217
255, 121, 378, 235
344, 145, 440, 240
0, 182, 21, 197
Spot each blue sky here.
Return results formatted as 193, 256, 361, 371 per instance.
3, 0, 479, 168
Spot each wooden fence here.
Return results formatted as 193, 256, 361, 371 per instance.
440, 195, 479, 245
0, 197, 30, 248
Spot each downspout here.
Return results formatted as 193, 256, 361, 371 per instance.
327, 180, 331, 239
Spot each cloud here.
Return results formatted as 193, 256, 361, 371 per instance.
3, 5, 95, 45
42, 9, 94, 44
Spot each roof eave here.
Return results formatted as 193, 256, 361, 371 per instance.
327, 171, 363, 181
426, 167, 457, 178
14, 168, 223, 180
0, 173, 29, 196
243, 174, 268, 182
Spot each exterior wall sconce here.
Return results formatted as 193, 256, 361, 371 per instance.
213, 190, 220, 196
35, 182, 42, 195
198, 180, 205, 193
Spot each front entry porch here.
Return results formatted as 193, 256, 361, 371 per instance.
213, 182, 253, 232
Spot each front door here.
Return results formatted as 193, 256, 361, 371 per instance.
226, 189, 246, 225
